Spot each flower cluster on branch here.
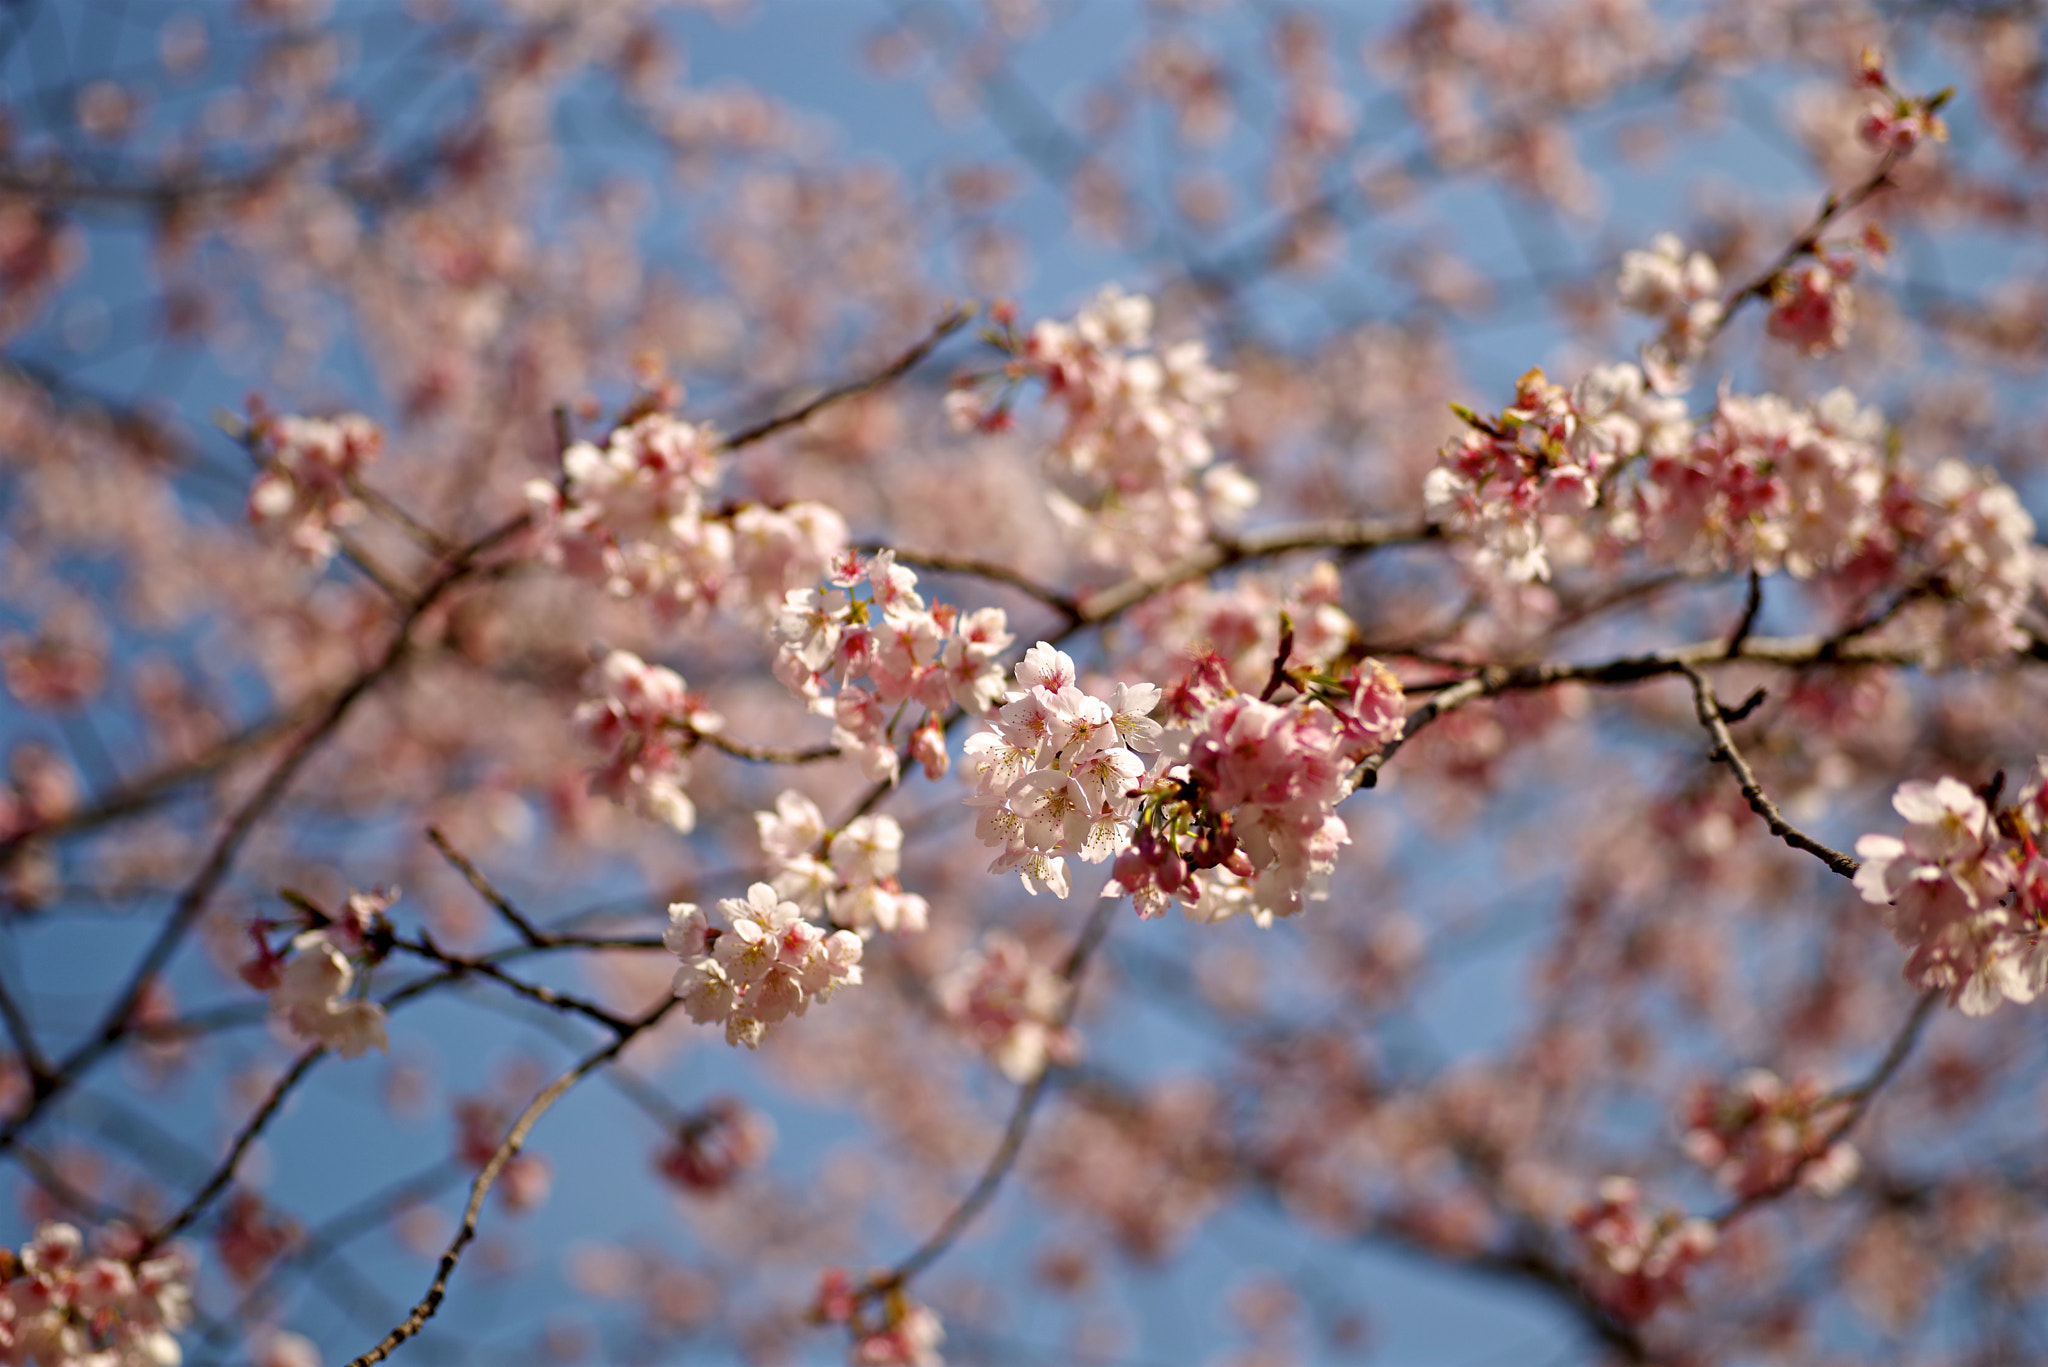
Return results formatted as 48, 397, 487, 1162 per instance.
0, 1223, 193, 1367
1856, 769, 2048, 1014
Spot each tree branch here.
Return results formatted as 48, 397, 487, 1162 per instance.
867, 895, 1118, 1296
718, 304, 976, 452
341, 997, 680, 1367
1677, 664, 1860, 880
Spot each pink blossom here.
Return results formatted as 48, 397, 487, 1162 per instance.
972, 288, 1250, 573
1616, 234, 1724, 389
573, 649, 719, 831
938, 931, 1075, 1082
670, 883, 864, 1047
1570, 1178, 1717, 1323
247, 413, 381, 566
654, 1097, 775, 1194
963, 644, 1159, 898
1854, 774, 2044, 1014
1680, 1069, 1860, 1198
270, 928, 389, 1057
1767, 256, 1857, 356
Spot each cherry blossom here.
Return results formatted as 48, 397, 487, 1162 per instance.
10, 9, 2048, 1367
654, 1097, 775, 1194
963, 643, 1156, 899
1854, 774, 2047, 1014
1680, 1069, 1860, 1198
937, 932, 1075, 1082
1110, 655, 1404, 923
1616, 234, 1723, 391
667, 885, 865, 1047
1570, 1178, 1717, 1324
573, 649, 722, 831
253, 890, 395, 1058
527, 409, 847, 618
755, 790, 929, 936
1766, 255, 1858, 357
246, 413, 381, 566
951, 288, 1252, 572
772, 552, 1012, 784
0, 1222, 194, 1367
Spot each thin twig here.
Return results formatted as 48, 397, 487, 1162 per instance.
719, 304, 976, 452
1716, 988, 1940, 1226
0, 976, 50, 1093
1726, 570, 1764, 658
386, 933, 634, 1035
426, 828, 546, 946
690, 730, 844, 766
342, 997, 680, 1367
1075, 519, 1440, 625
145, 1046, 325, 1250
869, 896, 1117, 1295
1678, 664, 1860, 880
0, 513, 531, 1154
1709, 147, 1905, 343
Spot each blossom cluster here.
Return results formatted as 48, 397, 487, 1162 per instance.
936, 931, 1074, 1082
1679, 1069, 1860, 1198
1569, 1178, 1717, 1325
814, 1272, 944, 1367
755, 790, 929, 937
1906, 458, 2040, 664
0, 1222, 193, 1367
949, 288, 1253, 572
654, 1097, 775, 1195
573, 648, 723, 832
1632, 385, 1885, 579
666, 884, 864, 1048
1122, 560, 1358, 698
1765, 252, 1858, 357
1856, 51, 1950, 155
962, 642, 1161, 900
1111, 653, 1405, 925
1854, 770, 2048, 1015
1424, 364, 1675, 582
246, 412, 381, 567
526, 410, 847, 618
241, 889, 393, 1058
772, 551, 1012, 783
1427, 362, 2039, 664
1616, 233, 1723, 390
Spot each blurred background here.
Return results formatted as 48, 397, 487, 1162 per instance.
3, 2, 2047, 1366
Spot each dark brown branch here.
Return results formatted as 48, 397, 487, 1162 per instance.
386, 933, 634, 1035
145, 1046, 325, 1251
0, 975, 50, 1094
0, 513, 531, 1154
1356, 624, 1938, 791
718, 304, 976, 452
1678, 664, 1860, 879
425, 828, 546, 947
1726, 570, 1764, 658
342, 997, 681, 1367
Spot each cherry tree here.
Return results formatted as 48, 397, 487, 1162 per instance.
1, 2, 2046, 1365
